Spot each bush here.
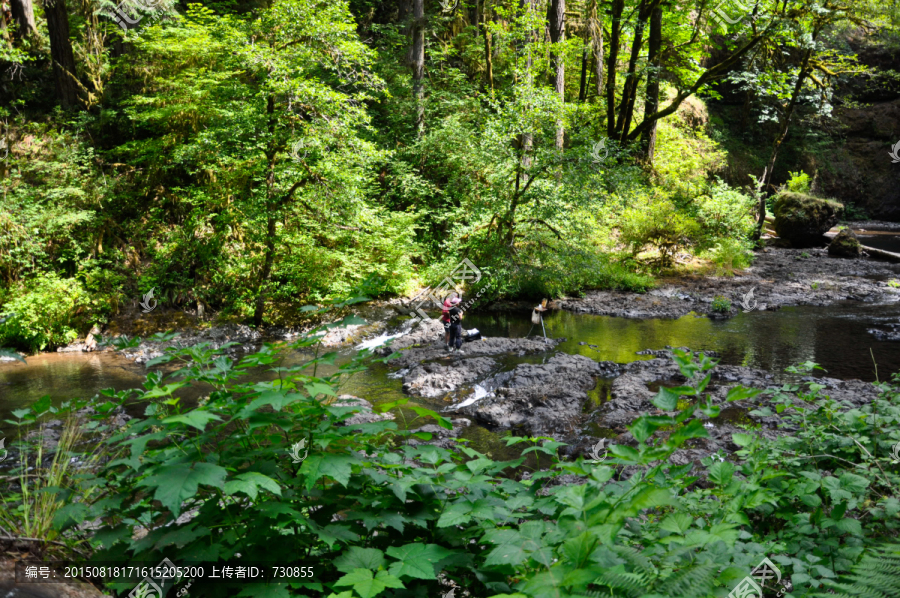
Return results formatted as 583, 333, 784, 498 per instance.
620, 197, 701, 268
0, 273, 90, 351
4, 344, 899, 597
711, 295, 732, 312
691, 180, 757, 247
703, 238, 754, 276
787, 170, 812, 193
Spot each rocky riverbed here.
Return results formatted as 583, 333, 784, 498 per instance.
375, 316, 882, 467
558, 246, 900, 319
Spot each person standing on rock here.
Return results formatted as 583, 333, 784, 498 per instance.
442, 293, 457, 350
448, 297, 464, 353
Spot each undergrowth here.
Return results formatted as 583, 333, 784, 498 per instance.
1, 310, 899, 597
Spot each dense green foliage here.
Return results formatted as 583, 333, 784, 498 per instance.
2, 323, 899, 597
4, 0, 895, 348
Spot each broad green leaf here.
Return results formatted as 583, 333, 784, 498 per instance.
651, 387, 680, 411
484, 544, 527, 566
731, 432, 754, 447
709, 461, 735, 487
223, 472, 282, 500
726, 385, 763, 402
143, 383, 189, 398
386, 543, 454, 580
162, 411, 222, 431
137, 462, 227, 517
659, 513, 693, 535
334, 569, 403, 598
334, 547, 386, 573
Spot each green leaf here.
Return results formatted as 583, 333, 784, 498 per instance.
833, 518, 863, 536
334, 547, 387, 573
143, 383, 189, 398
137, 462, 227, 517
305, 382, 337, 398
334, 569, 403, 598
0, 348, 25, 363
709, 461, 735, 487
386, 544, 454, 580
52, 503, 89, 531
659, 513, 693, 535
437, 501, 473, 527
731, 432, 754, 447
223, 472, 282, 500
162, 411, 222, 431
725, 385, 763, 402
485, 544, 528, 566
651, 387, 680, 411
248, 390, 304, 412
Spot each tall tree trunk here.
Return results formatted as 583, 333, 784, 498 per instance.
548, 0, 565, 149
589, 1, 604, 100
483, 1, 493, 92
11, 0, 37, 38
606, 0, 624, 138
640, 5, 663, 162
616, 0, 652, 141
43, 0, 79, 108
755, 48, 814, 239
510, 0, 535, 246
409, 0, 425, 137
578, 49, 588, 102
398, 0, 412, 28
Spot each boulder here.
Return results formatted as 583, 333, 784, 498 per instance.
773, 192, 843, 247
828, 228, 863, 258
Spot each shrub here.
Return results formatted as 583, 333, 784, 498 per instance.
712, 295, 732, 312
0, 273, 90, 351
691, 180, 757, 247
620, 197, 701, 268
3, 341, 900, 598
787, 170, 812, 193
703, 238, 754, 276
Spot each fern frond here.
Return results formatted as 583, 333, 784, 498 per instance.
591, 570, 648, 595
655, 563, 719, 597
814, 543, 900, 598
611, 544, 657, 579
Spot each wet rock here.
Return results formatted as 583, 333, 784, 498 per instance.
869, 323, 900, 341
828, 228, 863, 258
456, 354, 605, 436
403, 357, 497, 398
331, 395, 395, 426
773, 192, 843, 247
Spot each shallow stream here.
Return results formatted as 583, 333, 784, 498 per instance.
3, 301, 900, 452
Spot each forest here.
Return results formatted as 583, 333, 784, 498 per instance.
1, 0, 900, 597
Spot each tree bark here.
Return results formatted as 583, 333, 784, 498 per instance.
43, 0, 79, 108
616, 1, 654, 141
589, 2, 604, 100
409, 0, 425, 137
11, 0, 37, 38
398, 0, 412, 29
578, 49, 588, 102
548, 0, 565, 149
640, 5, 663, 162
605, 0, 624, 138
483, 1, 493, 92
